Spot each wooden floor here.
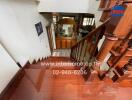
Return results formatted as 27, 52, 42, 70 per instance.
7, 57, 132, 100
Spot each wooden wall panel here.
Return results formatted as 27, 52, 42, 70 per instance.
56, 37, 77, 49
61, 40, 67, 49
56, 39, 61, 49
67, 40, 71, 48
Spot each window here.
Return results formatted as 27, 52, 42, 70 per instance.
83, 17, 95, 26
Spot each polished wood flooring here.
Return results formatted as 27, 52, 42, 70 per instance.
6, 57, 132, 100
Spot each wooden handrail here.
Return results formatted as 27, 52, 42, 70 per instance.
70, 18, 110, 65
71, 18, 110, 49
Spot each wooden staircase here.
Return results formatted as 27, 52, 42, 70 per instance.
70, 0, 132, 82
1, 1, 132, 100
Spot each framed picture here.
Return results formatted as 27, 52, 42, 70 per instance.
35, 22, 43, 36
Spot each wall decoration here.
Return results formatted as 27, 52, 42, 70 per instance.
35, 22, 43, 36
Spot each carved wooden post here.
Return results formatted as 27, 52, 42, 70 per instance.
96, 3, 132, 66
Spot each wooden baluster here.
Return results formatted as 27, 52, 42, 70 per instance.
74, 47, 78, 60
78, 42, 84, 61
75, 44, 79, 61
82, 41, 88, 62
73, 48, 76, 59
80, 40, 88, 62
70, 19, 109, 66
75, 47, 78, 60
76, 43, 80, 61
71, 48, 74, 58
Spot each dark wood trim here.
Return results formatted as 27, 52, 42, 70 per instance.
0, 60, 33, 99
32, 60, 36, 64
46, 25, 53, 54
38, 58, 40, 62
0, 69, 25, 100
44, 57, 47, 60
23, 61, 30, 69
17, 62, 22, 68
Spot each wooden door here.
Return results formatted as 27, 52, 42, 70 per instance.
46, 26, 54, 53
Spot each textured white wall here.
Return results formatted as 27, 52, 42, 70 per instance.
0, 43, 19, 94
0, 0, 51, 66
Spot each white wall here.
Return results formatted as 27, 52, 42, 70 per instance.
0, 43, 19, 94
0, 0, 51, 66
38, 0, 102, 26
88, 0, 103, 26
38, 0, 89, 13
